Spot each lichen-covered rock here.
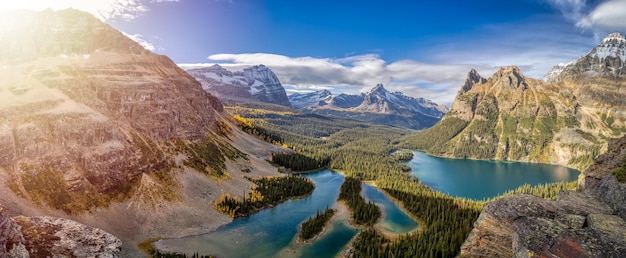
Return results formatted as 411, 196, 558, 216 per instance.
12, 216, 122, 258
461, 135, 626, 257
0, 207, 28, 258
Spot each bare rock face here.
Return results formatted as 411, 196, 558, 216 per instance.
0, 207, 28, 258
184, 64, 292, 107
461, 136, 626, 257
0, 9, 225, 212
580, 133, 626, 221
1, 204, 121, 258
407, 33, 626, 171
0, 9, 292, 256
12, 216, 122, 258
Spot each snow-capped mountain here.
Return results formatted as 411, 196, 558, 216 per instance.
329, 93, 365, 108
356, 84, 448, 117
290, 84, 447, 117
545, 32, 626, 81
542, 61, 574, 82
184, 64, 292, 107
289, 84, 448, 129
289, 89, 334, 109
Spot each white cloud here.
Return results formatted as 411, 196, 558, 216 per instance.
576, 0, 626, 31
545, 0, 588, 22
180, 53, 496, 106
122, 32, 162, 52
0, 0, 179, 21
545, 0, 626, 33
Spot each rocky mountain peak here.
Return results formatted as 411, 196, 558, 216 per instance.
491, 66, 527, 90
205, 64, 232, 76
591, 32, 626, 60
542, 61, 574, 82
460, 69, 486, 93
251, 64, 269, 70
602, 32, 625, 44
241, 64, 277, 81
371, 83, 386, 93
547, 32, 626, 81
184, 64, 292, 107
494, 66, 522, 77
288, 90, 335, 109
318, 89, 333, 97
289, 84, 446, 129
209, 63, 228, 70
0, 8, 146, 64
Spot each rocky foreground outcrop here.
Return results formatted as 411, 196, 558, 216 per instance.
460, 135, 626, 257
0, 206, 121, 258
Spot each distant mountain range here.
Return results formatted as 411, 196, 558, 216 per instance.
184, 62, 448, 130
184, 64, 292, 107
403, 32, 626, 170
289, 84, 448, 130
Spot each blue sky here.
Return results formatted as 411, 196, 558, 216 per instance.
3, 0, 626, 105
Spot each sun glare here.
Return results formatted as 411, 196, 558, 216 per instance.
0, 1, 121, 21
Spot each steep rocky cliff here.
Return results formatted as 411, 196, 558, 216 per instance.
0, 8, 227, 212
460, 135, 626, 257
0, 9, 287, 256
184, 64, 292, 107
404, 34, 626, 170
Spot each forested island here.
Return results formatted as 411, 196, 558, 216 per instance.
215, 175, 314, 218
339, 177, 381, 226
299, 208, 336, 241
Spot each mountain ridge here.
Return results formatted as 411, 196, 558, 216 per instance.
184, 64, 292, 107
289, 84, 448, 130
545, 32, 626, 81
403, 32, 626, 171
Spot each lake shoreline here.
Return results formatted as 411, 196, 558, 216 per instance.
411, 150, 582, 170
408, 151, 580, 200
361, 182, 423, 239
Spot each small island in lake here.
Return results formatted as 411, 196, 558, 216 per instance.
299, 207, 336, 241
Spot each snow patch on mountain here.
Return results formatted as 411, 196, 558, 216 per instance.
184, 64, 292, 107
544, 32, 626, 81
543, 61, 575, 82
590, 32, 626, 61
289, 83, 448, 118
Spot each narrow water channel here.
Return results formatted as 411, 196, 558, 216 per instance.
154, 170, 419, 257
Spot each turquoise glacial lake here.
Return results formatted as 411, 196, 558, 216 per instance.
154, 170, 418, 258
408, 151, 580, 200
154, 154, 579, 256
